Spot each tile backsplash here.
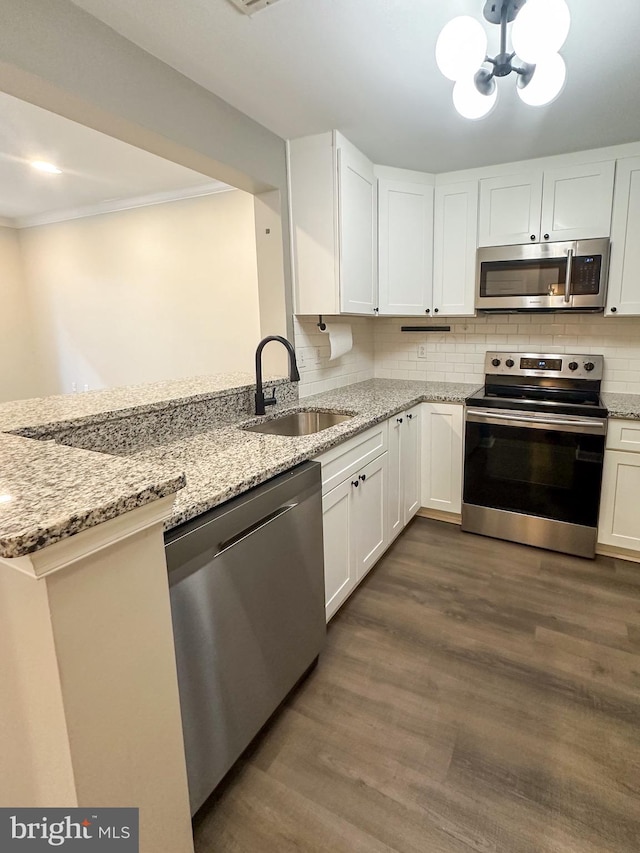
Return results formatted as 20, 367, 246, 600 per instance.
374, 314, 640, 393
293, 316, 375, 397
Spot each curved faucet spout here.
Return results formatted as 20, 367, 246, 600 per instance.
254, 335, 300, 416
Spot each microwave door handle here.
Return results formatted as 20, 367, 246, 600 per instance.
563, 248, 574, 304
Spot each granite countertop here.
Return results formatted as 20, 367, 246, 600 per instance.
0, 434, 185, 557
135, 379, 477, 531
602, 392, 640, 420
0, 372, 287, 435
2, 374, 640, 560
0, 373, 286, 559
0, 377, 475, 558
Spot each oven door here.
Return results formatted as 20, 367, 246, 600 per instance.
463, 408, 607, 529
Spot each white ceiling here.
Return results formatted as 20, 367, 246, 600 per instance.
0, 92, 227, 225
68, 0, 640, 173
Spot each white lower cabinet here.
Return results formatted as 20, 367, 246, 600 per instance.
316, 423, 389, 620
354, 454, 388, 580
321, 478, 355, 619
598, 419, 640, 553
420, 402, 464, 515
388, 406, 422, 541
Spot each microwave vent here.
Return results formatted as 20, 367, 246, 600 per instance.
226, 0, 286, 15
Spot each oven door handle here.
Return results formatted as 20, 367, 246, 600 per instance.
466, 408, 607, 435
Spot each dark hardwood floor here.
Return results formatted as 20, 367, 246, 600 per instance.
194, 518, 640, 853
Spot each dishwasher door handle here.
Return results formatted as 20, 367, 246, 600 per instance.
216, 503, 298, 556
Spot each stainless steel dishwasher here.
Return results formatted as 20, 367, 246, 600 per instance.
165, 461, 325, 815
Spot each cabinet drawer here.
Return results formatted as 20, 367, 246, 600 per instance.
606, 419, 640, 453
315, 421, 388, 494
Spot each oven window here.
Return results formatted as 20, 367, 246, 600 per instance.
479, 258, 567, 298
463, 421, 605, 526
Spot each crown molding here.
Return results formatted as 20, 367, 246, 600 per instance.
13, 180, 234, 230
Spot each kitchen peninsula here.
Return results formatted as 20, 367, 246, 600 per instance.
1, 370, 640, 853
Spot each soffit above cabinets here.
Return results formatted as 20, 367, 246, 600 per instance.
0, 92, 230, 227
68, 0, 640, 173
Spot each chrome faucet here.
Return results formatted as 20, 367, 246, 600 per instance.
254, 335, 300, 416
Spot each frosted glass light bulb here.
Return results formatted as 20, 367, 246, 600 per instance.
436, 16, 488, 82
452, 76, 498, 120
517, 53, 566, 106
512, 0, 571, 63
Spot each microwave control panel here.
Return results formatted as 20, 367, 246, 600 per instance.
572, 255, 602, 294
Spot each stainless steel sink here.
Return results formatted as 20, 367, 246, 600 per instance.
243, 410, 353, 437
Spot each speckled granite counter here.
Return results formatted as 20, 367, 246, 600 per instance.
0, 377, 475, 557
0, 434, 185, 557
0, 372, 289, 435
135, 379, 477, 531
5, 373, 638, 560
0, 373, 292, 558
602, 392, 640, 420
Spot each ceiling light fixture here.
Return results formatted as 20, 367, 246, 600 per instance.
31, 160, 62, 174
436, 0, 570, 120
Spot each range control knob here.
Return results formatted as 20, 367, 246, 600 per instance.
568, 361, 579, 371
491, 358, 501, 367
584, 361, 595, 372
505, 358, 515, 368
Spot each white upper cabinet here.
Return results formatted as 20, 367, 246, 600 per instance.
338, 138, 378, 314
478, 160, 615, 247
541, 161, 615, 242
478, 172, 543, 246
606, 156, 640, 316
432, 180, 478, 317
288, 132, 340, 315
288, 131, 377, 316
377, 176, 434, 316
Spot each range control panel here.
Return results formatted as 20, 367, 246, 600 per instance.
484, 351, 604, 381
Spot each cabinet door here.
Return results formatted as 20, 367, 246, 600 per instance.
387, 414, 403, 542
421, 403, 463, 515
287, 133, 340, 315
354, 453, 388, 580
597, 450, 640, 552
478, 172, 543, 246
378, 179, 433, 315
606, 156, 640, 316
402, 406, 422, 524
338, 142, 378, 314
541, 161, 615, 242
433, 181, 478, 317
322, 479, 356, 621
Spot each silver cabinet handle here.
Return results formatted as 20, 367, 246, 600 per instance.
564, 247, 574, 304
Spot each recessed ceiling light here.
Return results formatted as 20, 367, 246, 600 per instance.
31, 160, 62, 174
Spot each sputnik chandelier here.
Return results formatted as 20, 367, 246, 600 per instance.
436, 0, 571, 119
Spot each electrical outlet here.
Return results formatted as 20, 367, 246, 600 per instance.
297, 350, 306, 369
417, 344, 428, 359
314, 346, 322, 365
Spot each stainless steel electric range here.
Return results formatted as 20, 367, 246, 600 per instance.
462, 351, 608, 558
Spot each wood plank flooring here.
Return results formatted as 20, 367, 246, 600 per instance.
193, 519, 640, 853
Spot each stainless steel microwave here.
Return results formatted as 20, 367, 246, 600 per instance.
476, 238, 610, 313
